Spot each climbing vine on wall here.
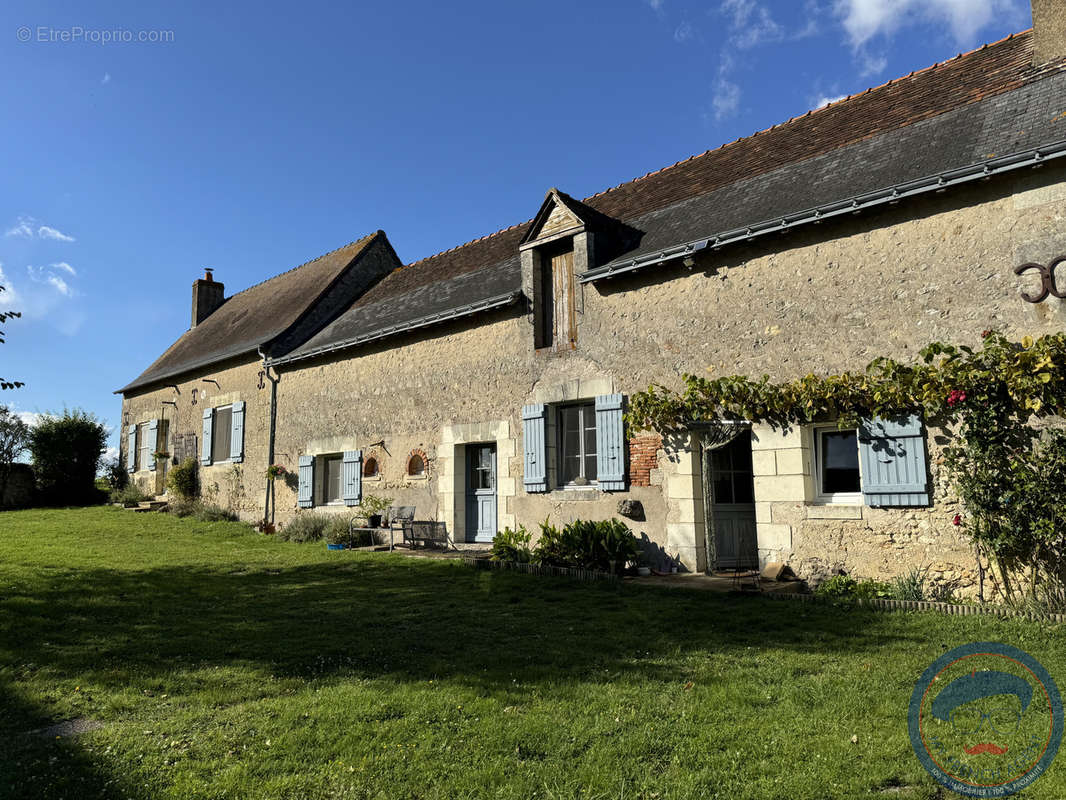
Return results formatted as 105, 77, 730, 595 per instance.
627, 331, 1066, 605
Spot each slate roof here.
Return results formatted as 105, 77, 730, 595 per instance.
119, 232, 383, 392
271, 31, 1066, 362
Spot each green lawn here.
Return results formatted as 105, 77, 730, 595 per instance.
0, 508, 1064, 799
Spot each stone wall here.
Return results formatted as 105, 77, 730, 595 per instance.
120, 354, 269, 517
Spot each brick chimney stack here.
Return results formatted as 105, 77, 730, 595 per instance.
1032, 0, 1066, 66
191, 267, 225, 327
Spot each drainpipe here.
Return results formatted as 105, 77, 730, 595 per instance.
259, 348, 279, 524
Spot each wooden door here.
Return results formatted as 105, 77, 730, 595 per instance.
551, 250, 576, 350
710, 435, 758, 570
465, 444, 497, 543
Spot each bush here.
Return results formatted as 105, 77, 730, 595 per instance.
815, 573, 892, 601
531, 518, 641, 572
890, 566, 929, 602
0, 462, 35, 509
278, 513, 332, 543
166, 458, 199, 500
166, 498, 238, 522
28, 409, 108, 506
110, 484, 149, 506
490, 525, 534, 563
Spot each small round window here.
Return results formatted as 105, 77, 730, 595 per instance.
407, 454, 425, 476
363, 456, 379, 477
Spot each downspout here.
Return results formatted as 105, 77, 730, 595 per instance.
259, 348, 279, 524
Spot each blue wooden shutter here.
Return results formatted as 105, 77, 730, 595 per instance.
343, 450, 363, 507
126, 424, 137, 473
595, 394, 626, 491
298, 455, 314, 508
858, 415, 929, 507
522, 404, 547, 492
201, 408, 213, 465
229, 401, 245, 463
146, 419, 159, 471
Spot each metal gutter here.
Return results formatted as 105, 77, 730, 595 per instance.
580, 140, 1066, 284
268, 291, 522, 367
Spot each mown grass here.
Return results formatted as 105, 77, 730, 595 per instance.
0, 507, 1064, 799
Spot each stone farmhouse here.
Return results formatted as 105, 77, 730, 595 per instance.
119, 4, 1066, 593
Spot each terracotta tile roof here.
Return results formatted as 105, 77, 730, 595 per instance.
354, 31, 1056, 309
119, 232, 384, 391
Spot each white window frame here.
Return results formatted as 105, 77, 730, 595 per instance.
811, 424, 863, 505
137, 422, 152, 473
210, 405, 234, 466
556, 401, 598, 489
315, 453, 344, 506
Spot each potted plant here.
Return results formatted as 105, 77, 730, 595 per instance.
358, 493, 393, 529
152, 450, 169, 468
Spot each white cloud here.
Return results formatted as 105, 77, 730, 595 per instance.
813, 93, 848, 109
5, 217, 34, 238
833, 0, 1026, 49
37, 225, 75, 242
713, 79, 741, 119
646, 0, 665, 10
674, 20, 696, 43
51, 262, 76, 277
102, 72, 111, 84
16, 410, 44, 428
722, 0, 785, 49
47, 275, 72, 296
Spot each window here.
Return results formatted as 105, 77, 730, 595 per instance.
711, 436, 754, 505
363, 456, 379, 477
407, 453, 425, 477
558, 403, 597, 485
211, 406, 232, 464
813, 426, 862, 502
137, 423, 152, 472
317, 454, 343, 504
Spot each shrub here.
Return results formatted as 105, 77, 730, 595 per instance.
890, 566, 929, 602
815, 574, 891, 601
490, 525, 533, 563
166, 498, 238, 522
193, 503, 238, 522
28, 409, 108, 506
110, 484, 149, 506
531, 518, 641, 572
278, 513, 331, 543
166, 458, 199, 500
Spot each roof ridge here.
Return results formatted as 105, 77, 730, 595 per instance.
401, 220, 532, 270
580, 29, 1033, 206
228, 230, 382, 297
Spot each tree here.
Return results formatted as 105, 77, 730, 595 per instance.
28, 409, 107, 505
0, 405, 29, 504
0, 285, 23, 389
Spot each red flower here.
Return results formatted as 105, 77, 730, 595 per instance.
952, 513, 962, 526
946, 390, 968, 407
981, 330, 992, 339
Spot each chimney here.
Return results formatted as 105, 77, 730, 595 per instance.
1032, 0, 1066, 66
191, 267, 225, 327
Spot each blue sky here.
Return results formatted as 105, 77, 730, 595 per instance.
0, 0, 1033, 460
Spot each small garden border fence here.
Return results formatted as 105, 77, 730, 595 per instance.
764, 589, 1066, 623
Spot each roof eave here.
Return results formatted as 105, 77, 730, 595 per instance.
581, 140, 1066, 284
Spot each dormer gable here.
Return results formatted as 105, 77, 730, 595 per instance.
520, 188, 592, 249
